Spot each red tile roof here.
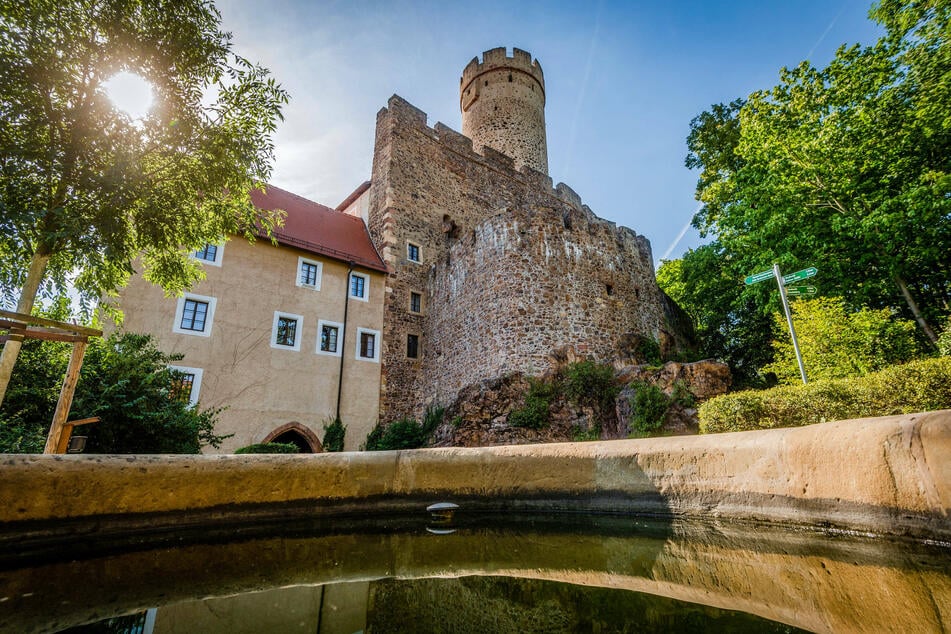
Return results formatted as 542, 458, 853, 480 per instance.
251, 185, 387, 273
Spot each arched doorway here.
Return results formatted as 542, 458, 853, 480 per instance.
262, 422, 323, 453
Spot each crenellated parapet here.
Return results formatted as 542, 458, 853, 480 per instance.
460, 47, 545, 105
381, 95, 631, 225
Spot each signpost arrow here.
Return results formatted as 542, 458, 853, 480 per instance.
786, 285, 817, 297
744, 269, 774, 285
782, 267, 818, 285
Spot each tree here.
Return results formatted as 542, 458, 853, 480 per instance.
765, 296, 921, 384
657, 244, 777, 387
0, 330, 227, 453
687, 1, 951, 349
0, 0, 289, 404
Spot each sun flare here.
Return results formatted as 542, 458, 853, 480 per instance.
103, 71, 153, 119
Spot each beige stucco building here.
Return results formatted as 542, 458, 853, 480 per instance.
113, 185, 387, 452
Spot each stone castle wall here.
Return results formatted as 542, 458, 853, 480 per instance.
427, 207, 661, 406
368, 95, 664, 421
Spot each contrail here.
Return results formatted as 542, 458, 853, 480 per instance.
806, 4, 847, 61
660, 203, 702, 261
560, 0, 603, 176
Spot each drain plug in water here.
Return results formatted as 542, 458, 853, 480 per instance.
426, 502, 459, 533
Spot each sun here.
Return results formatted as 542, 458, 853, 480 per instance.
103, 71, 153, 119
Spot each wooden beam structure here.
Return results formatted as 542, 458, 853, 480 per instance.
0, 311, 102, 454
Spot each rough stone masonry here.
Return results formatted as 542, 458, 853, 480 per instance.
367, 47, 685, 422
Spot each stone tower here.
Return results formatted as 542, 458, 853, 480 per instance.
460, 47, 548, 174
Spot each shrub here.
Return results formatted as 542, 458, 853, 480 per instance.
234, 442, 299, 454
764, 297, 921, 384
322, 416, 346, 452
508, 379, 556, 429
0, 331, 227, 454
699, 357, 951, 434
564, 361, 619, 412
0, 413, 46, 454
364, 406, 444, 451
938, 319, 951, 357
634, 337, 662, 366
669, 379, 696, 408
629, 382, 670, 434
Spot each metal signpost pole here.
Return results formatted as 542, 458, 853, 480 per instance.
773, 263, 808, 385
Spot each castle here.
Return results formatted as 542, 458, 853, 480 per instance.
346, 47, 677, 423
114, 47, 684, 450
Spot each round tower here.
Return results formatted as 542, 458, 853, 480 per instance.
460, 47, 548, 175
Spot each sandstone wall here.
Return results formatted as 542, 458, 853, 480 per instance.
368, 95, 664, 421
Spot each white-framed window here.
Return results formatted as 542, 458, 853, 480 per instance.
194, 242, 224, 266
173, 293, 217, 337
356, 327, 380, 362
317, 319, 344, 356
271, 311, 303, 351
407, 241, 422, 264
297, 257, 322, 290
349, 272, 369, 301
168, 365, 203, 407
409, 291, 423, 314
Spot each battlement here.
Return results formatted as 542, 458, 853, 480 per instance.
460, 47, 545, 97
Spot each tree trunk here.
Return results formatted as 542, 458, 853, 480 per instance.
0, 250, 51, 406
894, 274, 938, 345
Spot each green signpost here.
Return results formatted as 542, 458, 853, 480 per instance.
786, 285, 817, 297
782, 267, 818, 285
743, 264, 819, 385
744, 270, 774, 285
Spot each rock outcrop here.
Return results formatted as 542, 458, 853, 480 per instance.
432, 359, 731, 447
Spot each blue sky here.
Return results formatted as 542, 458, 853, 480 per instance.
217, 0, 883, 265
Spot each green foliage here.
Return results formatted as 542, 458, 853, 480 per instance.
628, 382, 670, 434
508, 379, 556, 429
364, 406, 445, 451
450, 415, 464, 428
0, 412, 45, 453
765, 297, 921, 384
571, 425, 602, 442
234, 442, 299, 454
670, 380, 696, 409
657, 247, 777, 388
0, 0, 288, 313
938, 319, 951, 357
0, 331, 227, 454
321, 416, 346, 452
563, 361, 620, 411
699, 357, 951, 433
684, 7, 951, 349
364, 418, 426, 451
635, 338, 663, 366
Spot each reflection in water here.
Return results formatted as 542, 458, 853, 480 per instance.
1, 514, 948, 633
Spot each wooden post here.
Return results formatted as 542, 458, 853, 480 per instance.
44, 340, 88, 454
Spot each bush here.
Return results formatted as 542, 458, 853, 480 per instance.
765, 297, 921, 384
0, 331, 228, 454
634, 337, 663, 366
563, 361, 619, 412
699, 357, 951, 434
364, 406, 445, 451
234, 442, 299, 454
508, 379, 556, 429
0, 413, 46, 453
628, 382, 670, 434
322, 416, 346, 452
938, 319, 951, 357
